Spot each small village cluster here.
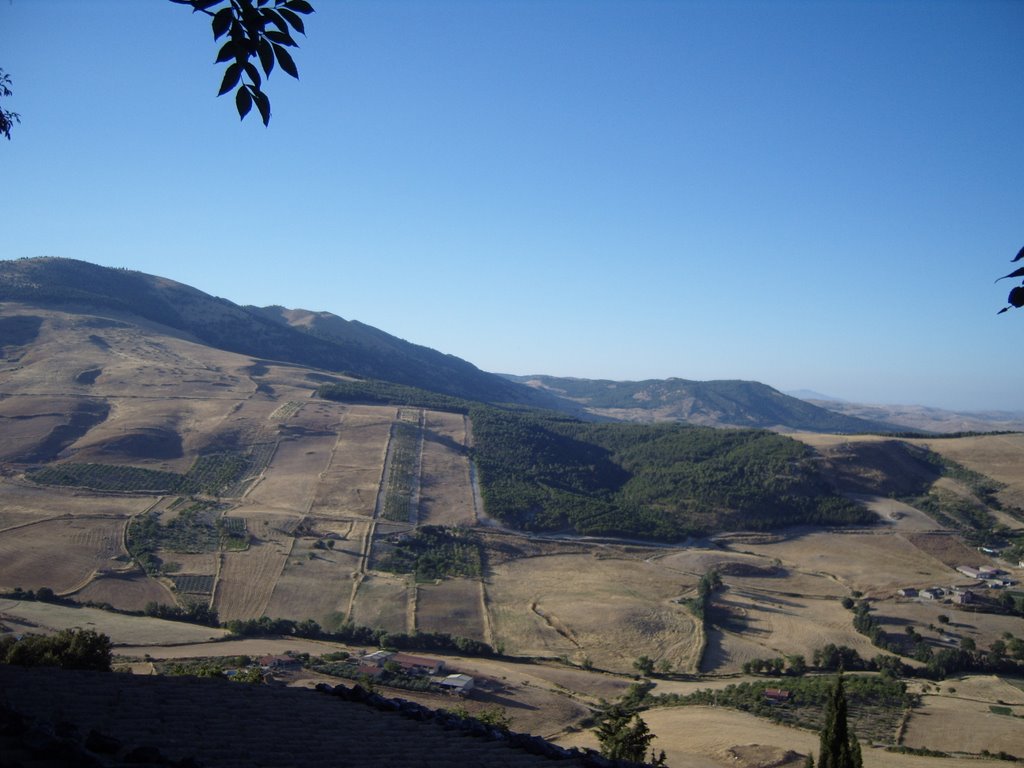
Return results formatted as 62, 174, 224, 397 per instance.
896, 560, 1016, 606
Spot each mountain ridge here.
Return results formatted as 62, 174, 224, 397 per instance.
0, 257, 984, 434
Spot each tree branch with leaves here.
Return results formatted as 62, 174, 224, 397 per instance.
0, 69, 20, 140
170, 0, 315, 126
996, 246, 1024, 314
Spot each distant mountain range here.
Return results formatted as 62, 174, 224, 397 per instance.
2, 257, 1012, 434
503, 375, 901, 433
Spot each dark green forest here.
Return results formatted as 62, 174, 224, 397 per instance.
470, 408, 874, 538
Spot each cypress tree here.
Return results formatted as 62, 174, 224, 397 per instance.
818, 674, 854, 768
850, 732, 863, 768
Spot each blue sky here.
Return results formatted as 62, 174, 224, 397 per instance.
2, 0, 1022, 411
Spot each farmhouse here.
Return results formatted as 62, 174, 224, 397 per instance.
763, 689, 791, 702
956, 566, 983, 579
920, 588, 943, 600
392, 653, 445, 676
438, 673, 475, 695
950, 589, 976, 605
361, 650, 394, 667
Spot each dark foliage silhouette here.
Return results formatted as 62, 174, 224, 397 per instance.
170, 0, 315, 125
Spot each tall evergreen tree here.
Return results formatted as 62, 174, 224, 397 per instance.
818, 674, 857, 768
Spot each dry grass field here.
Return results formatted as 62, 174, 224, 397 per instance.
487, 553, 702, 673
704, 587, 879, 673
308, 405, 394, 519
212, 512, 296, 620
74, 571, 176, 611
914, 433, 1024, 515
418, 411, 476, 527
740, 532, 957, 597
903, 686, 1024, 755
414, 578, 486, 641
349, 572, 410, 633
559, 703, 1019, 768
263, 535, 358, 624
244, 432, 337, 513
0, 516, 128, 593
0, 598, 227, 645
0, 480, 151, 522
2, 306, 1023, 763
868, 598, 1024, 655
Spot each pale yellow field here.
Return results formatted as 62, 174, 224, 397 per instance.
742, 532, 957, 597
74, 572, 176, 611
704, 587, 879, 673
308, 406, 393, 518
263, 536, 357, 624
415, 578, 486, 641
903, 692, 1024, 755
856, 496, 945, 532
349, 572, 409, 633
488, 553, 701, 673
418, 411, 476, 527
212, 515, 295, 620
0, 516, 128, 593
0, 480, 152, 521
244, 432, 337, 513
0, 598, 227, 645
914, 433, 1024, 513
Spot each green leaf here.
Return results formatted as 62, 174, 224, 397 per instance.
251, 87, 271, 126
217, 62, 242, 96
279, 8, 305, 34
272, 43, 299, 78
211, 7, 233, 39
257, 38, 275, 76
283, 0, 315, 14
266, 29, 296, 46
235, 85, 253, 120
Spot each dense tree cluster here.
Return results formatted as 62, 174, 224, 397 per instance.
375, 526, 483, 581
0, 628, 111, 671
472, 408, 874, 539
